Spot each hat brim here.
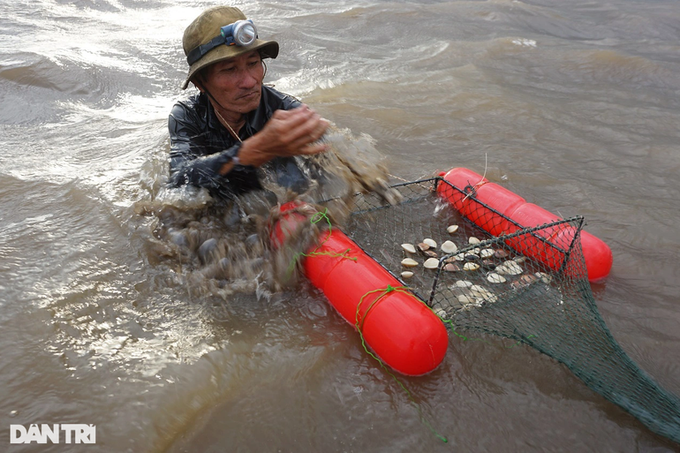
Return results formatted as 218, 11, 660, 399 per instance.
181, 39, 279, 90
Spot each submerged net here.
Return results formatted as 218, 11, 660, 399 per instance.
345, 177, 680, 445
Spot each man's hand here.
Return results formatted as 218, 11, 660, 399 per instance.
236, 105, 329, 168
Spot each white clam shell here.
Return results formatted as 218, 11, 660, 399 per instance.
447, 225, 459, 234
467, 285, 496, 303
455, 280, 473, 288
468, 237, 481, 245
401, 243, 416, 254
423, 238, 437, 248
487, 273, 507, 284
469, 284, 489, 295
496, 260, 523, 275
401, 258, 419, 268
401, 271, 414, 279
457, 294, 475, 304
480, 292, 498, 303
463, 262, 480, 271
440, 240, 458, 254
480, 248, 494, 259
423, 257, 440, 269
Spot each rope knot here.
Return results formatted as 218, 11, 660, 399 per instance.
310, 208, 329, 225
285, 207, 356, 278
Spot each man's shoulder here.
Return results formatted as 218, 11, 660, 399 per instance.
262, 85, 301, 110
169, 92, 211, 132
171, 92, 205, 115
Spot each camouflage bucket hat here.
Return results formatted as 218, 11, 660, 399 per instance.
181, 6, 279, 89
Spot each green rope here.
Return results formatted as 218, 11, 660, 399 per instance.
285, 207, 357, 278
355, 285, 448, 443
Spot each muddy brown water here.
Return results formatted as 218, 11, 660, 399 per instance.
1, 1, 679, 452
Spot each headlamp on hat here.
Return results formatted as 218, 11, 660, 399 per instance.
187, 20, 258, 66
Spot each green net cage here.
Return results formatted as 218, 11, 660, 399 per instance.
344, 176, 680, 445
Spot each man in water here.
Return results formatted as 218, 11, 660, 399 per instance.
168, 6, 329, 199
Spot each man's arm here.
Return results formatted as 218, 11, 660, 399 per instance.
168, 102, 260, 195
167, 93, 329, 196
220, 106, 329, 174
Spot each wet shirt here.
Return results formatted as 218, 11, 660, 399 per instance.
168, 86, 308, 199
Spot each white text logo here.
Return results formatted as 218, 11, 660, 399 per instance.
10, 424, 96, 444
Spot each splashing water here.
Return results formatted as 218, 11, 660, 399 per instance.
133, 125, 399, 307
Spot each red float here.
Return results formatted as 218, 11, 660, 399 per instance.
437, 168, 613, 282
271, 202, 449, 376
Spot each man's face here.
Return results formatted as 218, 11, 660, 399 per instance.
200, 50, 264, 116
